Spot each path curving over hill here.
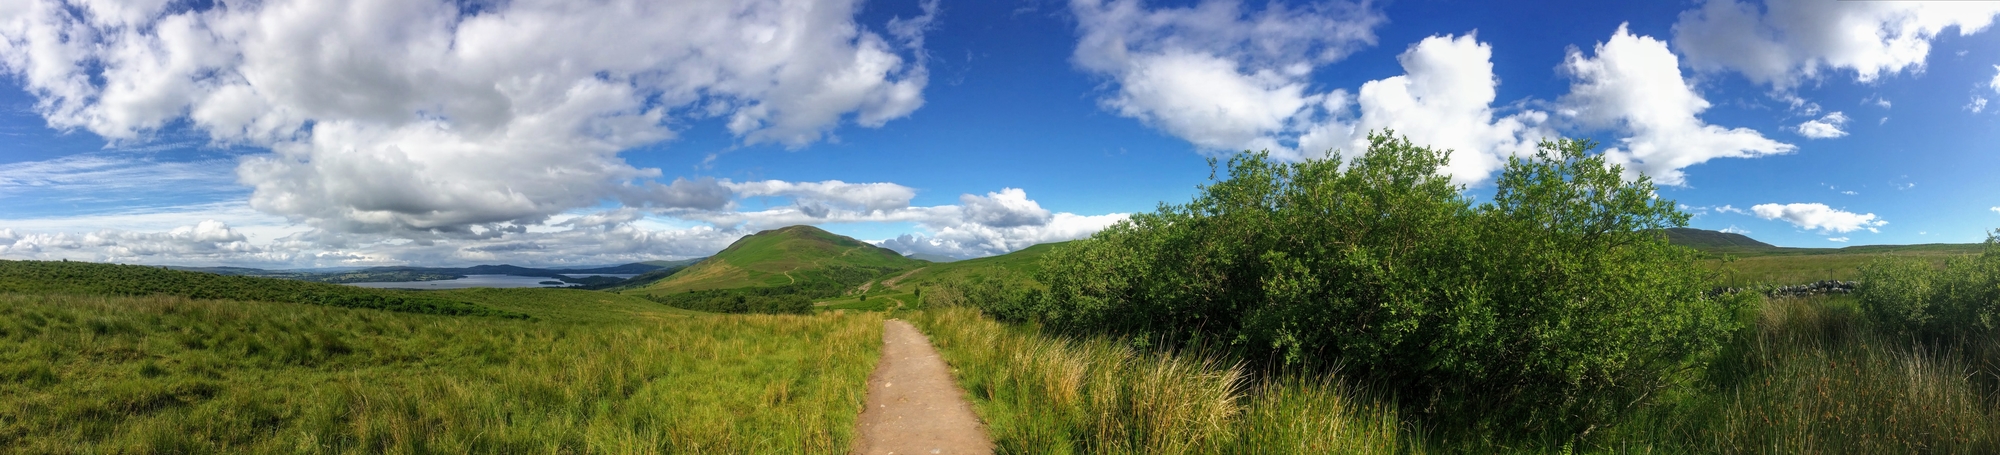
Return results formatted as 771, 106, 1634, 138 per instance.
852, 320, 993, 455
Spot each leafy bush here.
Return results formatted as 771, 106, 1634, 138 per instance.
1857, 232, 2000, 341
1025, 132, 1743, 436
647, 289, 814, 314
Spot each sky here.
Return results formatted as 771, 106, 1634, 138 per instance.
1, 0, 1997, 268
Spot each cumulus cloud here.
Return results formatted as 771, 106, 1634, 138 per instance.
0, 220, 261, 264
1752, 202, 1887, 233
1971, 96, 1990, 114
0, 0, 934, 236
1070, 0, 1553, 184
1559, 25, 1795, 185
1795, 112, 1850, 139
1673, 0, 2000, 89
1720, 225, 1750, 234
722, 180, 917, 214
960, 188, 1054, 228
879, 213, 1129, 259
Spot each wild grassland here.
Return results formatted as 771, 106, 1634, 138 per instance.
1609, 294, 2000, 453
907, 307, 1407, 455
0, 290, 882, 454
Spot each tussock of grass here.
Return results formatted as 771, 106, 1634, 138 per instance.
1611, 295, 2000, 453
907, 307, 1404, 454
0, 292, 882, 454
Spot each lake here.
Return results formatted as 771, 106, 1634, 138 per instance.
345, 274, 567, 289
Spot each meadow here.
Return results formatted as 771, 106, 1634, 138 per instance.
0, 286, 884, 453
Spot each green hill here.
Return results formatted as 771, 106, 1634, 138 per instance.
1662, 227, 1775, 249
885, 241, 1067, 291
637, 225, 922, 294
0, 260, 524, 318
1656, 228, 1987, 285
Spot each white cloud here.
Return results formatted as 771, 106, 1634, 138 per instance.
1991, 65, 2000, 94
1673, 0, 2000, 89
1795, 112, 1850, 139
1752, 202, 1887, 233
0, 154, 240, 200
879, 212, 1129, 259
721, 180, 917, 214
1971, 96, 1990, 114
1828, 237, 1849, 243
0, 220, 261, 264
1717, 204, 1749, 215
1991, 207, 2000, 214
1841, 190, 1857, 195
0, 0, 935, 237
1559, 25, 1795, 185
1069, 0, 1554, 185
1720, 225, 1750, 234
960, 188, 1054, 228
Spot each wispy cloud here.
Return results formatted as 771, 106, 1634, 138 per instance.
0, 154, 240, 197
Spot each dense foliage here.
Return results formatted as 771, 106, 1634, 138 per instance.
0, 260, 523, 319
647, 288, 814, 315
1856, 231, 2000, 341
1023, 133, 1745, 435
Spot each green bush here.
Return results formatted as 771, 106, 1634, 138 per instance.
1857, 232, 2000, 341
1026, 132, 1743, 437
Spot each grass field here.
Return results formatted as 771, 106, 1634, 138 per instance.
0, 288, 883, 453
908, 307, 1406, 454
1701, 243, 1984, 286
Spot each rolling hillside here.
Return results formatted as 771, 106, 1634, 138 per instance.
1663, 227, 1987, 285
636, 225, 923, 294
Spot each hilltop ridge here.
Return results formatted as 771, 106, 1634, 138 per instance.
637, 225, 922, 294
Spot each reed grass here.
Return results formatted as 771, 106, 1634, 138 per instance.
906, 307, 1406, 454
0, 291, 883, 454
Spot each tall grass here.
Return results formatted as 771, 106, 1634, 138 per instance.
906, 307, 1405, 454
0, 292, 882, 454
1610, 295, 2000, 453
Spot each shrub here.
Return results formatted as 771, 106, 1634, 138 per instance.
1026, 132, 1743, 437
1857, 231, 2000, 341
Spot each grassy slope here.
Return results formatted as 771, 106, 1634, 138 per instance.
0, 272, 882, 453
638, 226, 921, 294
0, 260, 522, 318
1664, 228, 1986, 285
884, 241, 1064, 291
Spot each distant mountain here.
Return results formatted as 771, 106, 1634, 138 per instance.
1662, 227, 1776, 250
639, 225, 922, 293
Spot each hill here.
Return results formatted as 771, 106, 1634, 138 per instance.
638, 225, 922, 294
1660, 227, 1986, 285
1662, 227, 1775, 249
0, 260, 524, 318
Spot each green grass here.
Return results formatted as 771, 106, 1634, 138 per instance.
885, 241, 1065, 292
1704, 246, 1980, 286
907, 307, 1407, 454
0, 289, 883, 453
816, 291, 915, 312
0, 260, 522, 318
1605, 294, 2000, 453
641, 225, 921, 293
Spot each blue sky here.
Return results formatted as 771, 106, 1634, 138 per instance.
1, 0, 1997, 267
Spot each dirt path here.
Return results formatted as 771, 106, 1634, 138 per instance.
853, 320, 992, 455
